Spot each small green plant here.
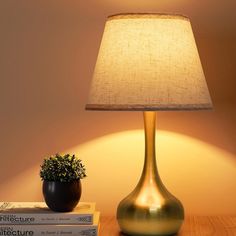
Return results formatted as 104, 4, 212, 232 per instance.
40, 154, 86, 182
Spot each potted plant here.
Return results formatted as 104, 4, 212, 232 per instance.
40, 153, 86, 212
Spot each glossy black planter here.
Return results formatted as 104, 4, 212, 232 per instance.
43, 180, 81, 212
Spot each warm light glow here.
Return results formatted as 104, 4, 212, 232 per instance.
66, 130, 236, 215
1, 130, 235, 215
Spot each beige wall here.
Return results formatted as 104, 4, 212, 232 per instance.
0, 1, 235, 216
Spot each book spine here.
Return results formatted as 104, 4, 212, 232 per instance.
0, 214, 93, 225
0, 225, 98, 236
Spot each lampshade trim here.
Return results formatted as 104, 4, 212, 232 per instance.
108, 13, 189, 21
85, 103, 213, 111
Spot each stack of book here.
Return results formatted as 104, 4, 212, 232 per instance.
0, 202, 100, 235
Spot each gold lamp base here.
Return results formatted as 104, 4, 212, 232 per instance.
117, 112, 184, 236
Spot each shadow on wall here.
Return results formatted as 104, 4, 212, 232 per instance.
0, 130, 235, 215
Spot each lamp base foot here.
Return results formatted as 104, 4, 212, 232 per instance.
117, 195, 184, 236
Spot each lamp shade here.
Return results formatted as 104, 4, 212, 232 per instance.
86, 13, 212, 111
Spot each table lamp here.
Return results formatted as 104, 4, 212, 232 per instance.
86, 13, 212, 236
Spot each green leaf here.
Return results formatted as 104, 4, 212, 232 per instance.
39, 153, 86, 182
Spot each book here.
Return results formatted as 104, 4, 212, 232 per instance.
0, 202, 95, 225
0, 212, 100, 236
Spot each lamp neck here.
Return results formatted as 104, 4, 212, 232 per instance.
139, 111, 159, 184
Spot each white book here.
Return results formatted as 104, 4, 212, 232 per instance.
0, 202, 95, 225
0, 212, 100, 236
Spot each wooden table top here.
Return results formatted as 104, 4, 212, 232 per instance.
100, 216, 236, 236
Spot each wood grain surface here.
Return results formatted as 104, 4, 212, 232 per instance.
100, 216, 236, 236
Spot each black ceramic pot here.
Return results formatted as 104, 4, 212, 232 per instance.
43, 180, 81, 212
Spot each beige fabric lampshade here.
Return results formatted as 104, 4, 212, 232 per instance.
86, 13, 212, 111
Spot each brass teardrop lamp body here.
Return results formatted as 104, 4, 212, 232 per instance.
117, 111, 184, 236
